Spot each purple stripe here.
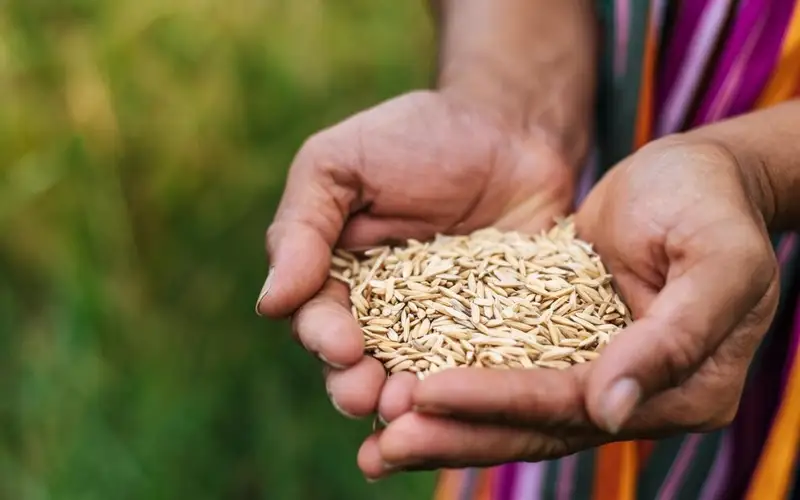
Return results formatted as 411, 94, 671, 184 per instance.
512, 462, 545, 500
653, 0, 670, 33
458, 468, 479, 500
556, 454, 579, 500
494, 464, 518, 500
725, 0, 797, 116
783, 271, 800, 392
777, 232, 797, 266
724, 362, 769, 498
720, 249, 799, 500
657, 0, 712, 109
656, 434, 702, 500
692, 0, 770, 124
699, 431, 733, 500
575, 145, 599, 208
614, 0, 632, 77
656, 0, 734, 136
691, 0, 798, 123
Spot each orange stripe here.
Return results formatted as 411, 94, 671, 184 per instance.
433, 469, 465, 500
593, 442, 638, 500
746, 6, 800, 498
602, 13, 659, 498
595, 11, 659, 499
634, 13, 659, 148
756, 0, 800, 108
473, 467, 495, 500
745, 342, 800, 499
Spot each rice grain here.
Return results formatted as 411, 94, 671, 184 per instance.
329, 217, 631, 379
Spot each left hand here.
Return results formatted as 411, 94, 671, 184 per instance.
357, 135, 780, 479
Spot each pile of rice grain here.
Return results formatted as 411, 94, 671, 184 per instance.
329, 218, 631, 380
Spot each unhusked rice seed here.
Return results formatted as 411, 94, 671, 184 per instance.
329, 217, 632, 380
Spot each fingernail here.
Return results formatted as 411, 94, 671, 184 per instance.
366, 477, 379, 484
254, 267, 274, 316
382, 461, 397, 471
601, 377, 641, 434
330, 396, 358, 420
327, 377, 357, 419
319, 353, 346, 370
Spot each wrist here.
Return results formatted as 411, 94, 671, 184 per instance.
678, 130, 778, 230
433, 0, 596, 170
438, 81, 592, 171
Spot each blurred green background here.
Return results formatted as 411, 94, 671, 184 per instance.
0, 1, 437, 498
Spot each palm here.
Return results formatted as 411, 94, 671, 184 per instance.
342, 139, 781, 480
304, 90, 574, 250
575, 139, 779, 432
259, 90, 577, 422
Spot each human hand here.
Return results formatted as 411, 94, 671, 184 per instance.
356, 135, 780, 479
256, 90, 579, 419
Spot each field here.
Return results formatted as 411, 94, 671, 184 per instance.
0, 1, 437, 498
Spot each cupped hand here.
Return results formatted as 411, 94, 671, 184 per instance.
357, 135, 780, 479
256, 90, 578, 419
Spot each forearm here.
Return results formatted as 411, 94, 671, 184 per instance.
688, 99, 800, 231
430, 0, 597, 167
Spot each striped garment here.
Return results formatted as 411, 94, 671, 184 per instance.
433, 1, 800, 499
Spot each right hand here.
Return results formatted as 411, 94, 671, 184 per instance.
256, 89, 579, 419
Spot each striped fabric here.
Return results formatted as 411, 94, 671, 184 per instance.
432, 1, 800, 498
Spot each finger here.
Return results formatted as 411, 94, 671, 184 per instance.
411, 365, 592, 429
357, 432, 385, 480
257, 137, 359, 318
585, 221, 776, 433
371, 412, 599, 476
326, 356, 386, 418
338, 214, 441, 250
290, 279, 364, 368
377, 372, 418, 423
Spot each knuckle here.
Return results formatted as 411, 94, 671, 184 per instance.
707, 403, 738, 429
502, 374, 537, 422
664, 381, 740, 432
687, 403, 737, 432
297, 131, 350, 176
736, 234, 768, 267
289, 300, 325, 347
656, 327, 701, 389
516, 433, 574, 462
289, 307, 309, 341
700, 409, 736, 431
297, 132, 326, 161
514, 432, 546, 461
265, 221, 283, 250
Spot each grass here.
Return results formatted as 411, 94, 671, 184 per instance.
0, 1, 437, 498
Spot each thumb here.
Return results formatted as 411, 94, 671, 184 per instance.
584, 229, 775, 433
256, 140, 359, 318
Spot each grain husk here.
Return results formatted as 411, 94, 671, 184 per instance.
330, 217, 632, 380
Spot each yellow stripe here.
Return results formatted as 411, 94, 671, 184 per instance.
746, 7, 800, 498
596, 11, 659, 498
634, 14, 658, 148
593, 442, 638, 500
756, 0, 800, 108
433, 469, 465, 500
745, 340, 800, 500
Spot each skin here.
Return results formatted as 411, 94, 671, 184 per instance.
357, 102, 800, 479
257, 0, 596, 419
258, 0, 800, 482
